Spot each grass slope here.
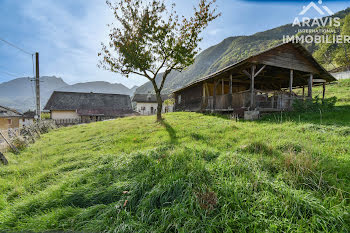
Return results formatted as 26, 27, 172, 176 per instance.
0, 80, 350, 232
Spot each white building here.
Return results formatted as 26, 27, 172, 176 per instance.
132, 94, 174, 115
19, 111, 35, 128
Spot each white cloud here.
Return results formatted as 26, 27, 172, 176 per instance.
20, 0, 148, 88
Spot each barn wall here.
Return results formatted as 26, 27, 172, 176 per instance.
250, 44, 318, 74
51, 110, 80, 120
175, 84, 202, 111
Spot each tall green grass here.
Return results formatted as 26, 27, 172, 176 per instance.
0, 80, 349, 232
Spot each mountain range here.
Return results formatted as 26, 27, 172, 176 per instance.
135, 7, 350, 94
0, 76, 138, 112
2, 7, 349, 112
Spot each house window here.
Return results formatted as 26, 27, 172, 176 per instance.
178, 95, 182, 104
7, 119, 12, 125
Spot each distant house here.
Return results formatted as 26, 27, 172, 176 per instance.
132, 94, 173, 115
44, 91, 135, 123
20, 111, 35, 128
0, 105, 22, 131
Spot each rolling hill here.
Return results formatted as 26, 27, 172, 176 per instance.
0, 76, 138, 112
0, 79, 349, 232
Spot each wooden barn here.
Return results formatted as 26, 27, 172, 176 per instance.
173, 42, 336, 117
44, 91, 135, 124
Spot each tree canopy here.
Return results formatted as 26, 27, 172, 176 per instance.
99, 0, 220, 121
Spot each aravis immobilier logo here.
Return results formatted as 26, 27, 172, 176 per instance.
283, 0, 349, 44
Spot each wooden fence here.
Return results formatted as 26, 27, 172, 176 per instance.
0, 128, 20, 153
0, 120, 57, 153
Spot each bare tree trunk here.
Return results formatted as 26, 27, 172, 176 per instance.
155, 91, 163, 122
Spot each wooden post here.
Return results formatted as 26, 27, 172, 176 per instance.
302, 86, 305, 98
35, 52, 41, 120
0, 131, 19, 154
203, 83, 206, 98
322, 83, 326, 100
202, 83, 206, 110
289, 70, 293, 94
221, 79, 224, 95
250, 65, 256, 109
205, 83, 209, 97
213, 80, 217, 110
289, 70, 293, 108
229, 74, 233, 109
308, 74, 313, 99
0, 152, 8, 165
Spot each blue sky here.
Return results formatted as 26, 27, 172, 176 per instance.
0, 0, 349, 88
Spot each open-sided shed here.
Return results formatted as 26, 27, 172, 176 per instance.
173, 42, 336, 115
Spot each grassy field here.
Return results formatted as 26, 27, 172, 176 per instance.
0, 80, 349, 232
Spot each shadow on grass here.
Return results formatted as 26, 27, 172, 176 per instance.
160, 120, 178, 145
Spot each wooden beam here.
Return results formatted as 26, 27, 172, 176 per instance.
221, 79, 224, 95
0, 131, 19, 154
229, 74, 233, 109
322, 83, 326, 100
313, 79, 326, 83
308, 74, 313, 99
0, 152, 8, 165
213, 79, 217, 110
205, 83, 210, 97
254, 65, 266, 78
289, 69, 293, 94
250, 65, 256, 109
243, 69, 251, 78
302, 86, 305, 97
202, 83, 206, 98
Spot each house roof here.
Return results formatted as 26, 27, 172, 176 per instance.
173, 42, 336, 93
22, 111, 36, 118
132, 94, 171, 103
44, 91, 134, 116
0, 105, 22, 118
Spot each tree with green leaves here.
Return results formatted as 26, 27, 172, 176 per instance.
337, 14, 350, 69
99, 0, 220, 121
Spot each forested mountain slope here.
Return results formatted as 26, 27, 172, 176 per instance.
136, 7, 350, 94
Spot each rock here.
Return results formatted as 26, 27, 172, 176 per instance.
244, 111, 260, 120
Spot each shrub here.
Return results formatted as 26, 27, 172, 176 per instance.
11, 136, 28, 151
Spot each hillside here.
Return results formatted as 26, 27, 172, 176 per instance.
0, 77, 138, 112
136, 7, 350, 94
0, 80, 349, 232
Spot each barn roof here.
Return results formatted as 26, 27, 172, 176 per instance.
22, 111, 36, 118
173, 42, 336, 93
44, 91, 133, 116
132, 94, 170, 103
0, 105, 22, 118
